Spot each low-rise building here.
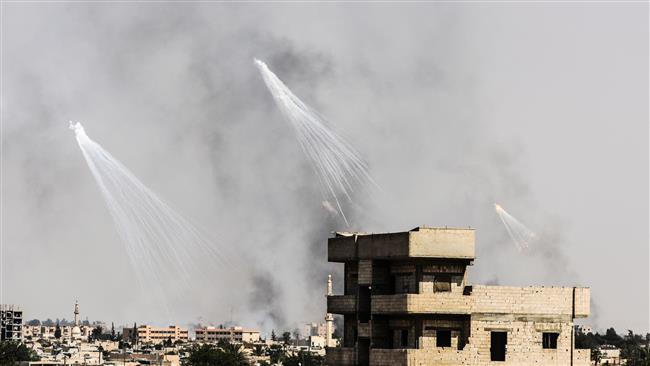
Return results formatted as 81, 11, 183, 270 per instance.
598, 345, 622, 365
123, 325, 188, 344
303, 323, 329, 339
194, 326, 260, 343
1, 304, 23, 341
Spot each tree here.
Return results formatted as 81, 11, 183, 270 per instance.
54, 322, 62, 339
267, 344, 286, 364
622, 330, 650, 366
590, 348, 602, 366
118, 340, 130, 350
604, 328, 623, 347
217, 340, 248, 366
111, 322, 116, 340
26, 319, 41, 326
0, 341, 39, 365
183, 342, 248, 366
163, 337, 173, 348
271, 330, 276, 341
283, 351, 324, 366
282, 331, 291, 345
90, 326, 103, 342
252, 345, 265, 357
131, 323, 137, 344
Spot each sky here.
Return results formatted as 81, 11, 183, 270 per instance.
1, 3, 648, 334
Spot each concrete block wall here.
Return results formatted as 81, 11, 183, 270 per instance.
408, 229, 475, 259
358, 233, 411, 259
328, 295, 356, 314
359, 260, 373, 285
368, 320, 589, 365
573, 287, 590, 318
471, 286, 589, 317
326, 347, 357, 366
371, 286, 590, 317
329, 236, 357, 262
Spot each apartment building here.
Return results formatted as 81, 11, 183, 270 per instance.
325, 227, 591, 366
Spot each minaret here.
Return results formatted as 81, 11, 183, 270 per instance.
74, 301, 80, 326
325, 274, 333, 347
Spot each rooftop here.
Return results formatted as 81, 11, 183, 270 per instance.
329, 226, 475, 262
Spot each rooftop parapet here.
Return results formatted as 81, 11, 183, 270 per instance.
328, 227, 475, 262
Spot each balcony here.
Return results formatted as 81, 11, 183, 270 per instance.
326, 347, 356, 366
328, 295, 356, 314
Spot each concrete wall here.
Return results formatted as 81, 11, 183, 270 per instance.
369, 346, 590, 366
369, 319, 591, 366
328, 228, 475, 262
409, 229, 475, 260
371, 286, 590, 318
326, 347, 356, 366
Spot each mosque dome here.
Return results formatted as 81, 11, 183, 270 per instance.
72, 325, 82, 339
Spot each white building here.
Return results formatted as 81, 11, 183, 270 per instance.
194, 326, 260, 343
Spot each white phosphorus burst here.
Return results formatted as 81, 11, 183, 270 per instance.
254, 59, 376, 226
494, 203, 537, 251
70, 121, 228, 299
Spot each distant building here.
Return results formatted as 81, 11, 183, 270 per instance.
123, 325, 188, 344
303, 323, 329, 339
574, 324, 593, 334
194, 326, 260, 343
598, 345, 622, 365
325, 227, 591, 366
23, 301, 90, 342
1, 304, 22, 341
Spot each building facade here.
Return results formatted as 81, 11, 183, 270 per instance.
123, 325, 189, 344
194, 326, 260, 343
1, 304, 23, 341
325, 227, 591, 366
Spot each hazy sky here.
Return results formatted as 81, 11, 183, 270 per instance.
2, 3, 648, 334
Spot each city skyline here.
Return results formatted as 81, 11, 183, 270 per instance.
1, 2, 648, 334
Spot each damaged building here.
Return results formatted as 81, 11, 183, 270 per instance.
325, 227, 590, 365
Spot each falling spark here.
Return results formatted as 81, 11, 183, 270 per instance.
254, 59, 377, 226
494, 203, 537, 251
70, 121, 228, 299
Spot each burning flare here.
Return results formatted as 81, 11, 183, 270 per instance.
494, 202, 537, 251
70, 121, 231, 308
254, 59, 377, 226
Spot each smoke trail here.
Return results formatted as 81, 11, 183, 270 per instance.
70, 121, 231, 307
494, 203, 537, 251
254, 59, 377, 226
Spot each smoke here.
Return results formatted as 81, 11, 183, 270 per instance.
248, 273, 287, 329
2, 3, 647, 333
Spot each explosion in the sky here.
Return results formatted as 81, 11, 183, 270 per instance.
71, 121, 232, 312
254, 59, 377, 226
494, 203, 537, 251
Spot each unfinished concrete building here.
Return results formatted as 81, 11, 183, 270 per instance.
325, 227, 590, 366
0, 304, 23, 341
